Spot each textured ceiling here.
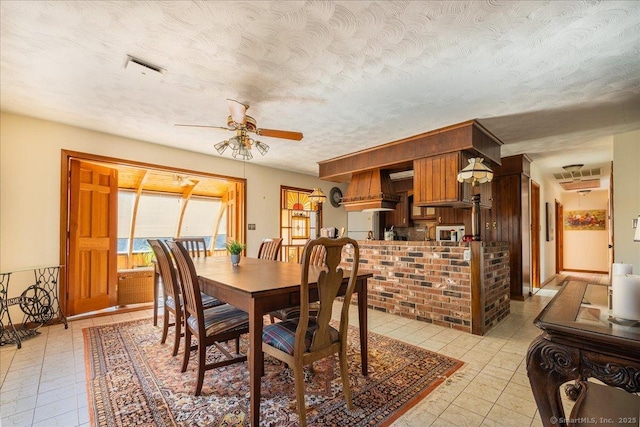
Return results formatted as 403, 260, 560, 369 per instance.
1, 1, 639, 181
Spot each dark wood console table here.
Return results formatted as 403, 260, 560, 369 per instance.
526, 281, 640, 426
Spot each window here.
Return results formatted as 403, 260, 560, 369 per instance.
280, 187, 315, 262
181, 197, 227, 249
118, 191, 229, 255
117, 191, 180, 253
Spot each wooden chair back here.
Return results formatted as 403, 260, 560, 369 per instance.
257, 237, 283, 261
148, 239, 180, 302
308, 243, 326, 267
174, 237, 208, 258
165, 240, 204, 327
148, 239, 184, 355
299, 237, 358, 354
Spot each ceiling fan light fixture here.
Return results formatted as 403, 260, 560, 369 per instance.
255, 140, 269, 156
232, 143, 253, 160
178, 99, 302, 161
174, 175, 195, 187
215, 140, 230, 154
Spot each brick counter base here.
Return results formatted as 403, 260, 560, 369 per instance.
341, 241, 510, 335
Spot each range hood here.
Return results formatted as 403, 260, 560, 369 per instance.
341, 168, 400, 212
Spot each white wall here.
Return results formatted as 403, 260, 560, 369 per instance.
530, 163, 564, 283
0, 112, 348, 296
613, 130, 640, 273
561, 190, 610, 272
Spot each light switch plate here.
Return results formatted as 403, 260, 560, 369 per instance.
463, 249, 471, 261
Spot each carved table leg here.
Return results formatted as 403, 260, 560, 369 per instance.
526, 335, 580, 427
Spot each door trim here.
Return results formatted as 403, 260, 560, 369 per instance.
555, 200, 563, 273
60, 149, 247, 316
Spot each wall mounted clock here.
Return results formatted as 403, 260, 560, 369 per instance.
329, 187, 343, 208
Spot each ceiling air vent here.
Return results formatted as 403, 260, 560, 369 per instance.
124, 55, 166, 80
560, 179, 601, 191
553, 167, 602, 182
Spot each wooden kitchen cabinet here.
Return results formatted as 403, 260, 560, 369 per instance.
489, 154, 532, 300
385, 191, 411, 228
435, 207, 466, 225
414, 151, 492, 208
411, 204, 436, 221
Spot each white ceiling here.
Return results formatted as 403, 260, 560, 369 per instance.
2, 1, 639, 182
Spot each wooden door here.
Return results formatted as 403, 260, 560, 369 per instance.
530, 181, 541, 293
68, 160, 118, 315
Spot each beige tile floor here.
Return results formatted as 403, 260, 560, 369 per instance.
0, 273, 594, 427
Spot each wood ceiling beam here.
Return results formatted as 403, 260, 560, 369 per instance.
318, 119, 503, 182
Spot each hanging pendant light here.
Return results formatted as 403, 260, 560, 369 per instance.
457, 158, 494, 187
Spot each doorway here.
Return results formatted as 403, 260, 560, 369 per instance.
60, 150, 246, 317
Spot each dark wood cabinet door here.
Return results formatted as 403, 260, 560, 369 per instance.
414, 152, 462, 206
385, 191, 411, 228
491, 173, 531, 300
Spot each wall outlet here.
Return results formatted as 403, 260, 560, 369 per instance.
463, 249, 471, 261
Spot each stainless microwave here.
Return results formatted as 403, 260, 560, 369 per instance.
435, 226, 465, 242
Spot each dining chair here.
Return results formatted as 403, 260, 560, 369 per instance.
269, 242, 326, 322
565, 379, 640, 426
261, 237, 359, 427
257, 237, 283, 261
148, 239, 223, 357
165, 240, 249, 396
174, 237, 208, 258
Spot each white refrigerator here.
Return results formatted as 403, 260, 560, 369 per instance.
347, 211, 379, 241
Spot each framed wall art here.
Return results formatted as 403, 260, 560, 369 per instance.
564, 209, 606, 231
545, 202, 554, 241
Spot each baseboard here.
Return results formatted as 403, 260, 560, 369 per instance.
562, 269, 608, 274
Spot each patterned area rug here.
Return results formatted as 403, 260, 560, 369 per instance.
84, 318, 463, 427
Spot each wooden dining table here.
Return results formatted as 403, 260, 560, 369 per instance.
192, 255, 372, 427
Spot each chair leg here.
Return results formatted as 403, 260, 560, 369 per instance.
339, 347, 353, 410
181, 328, 192, 373
160, 305, 169, 344
293, 363, 307, 427
172, 311, 181, 357
194, 339, 207, 396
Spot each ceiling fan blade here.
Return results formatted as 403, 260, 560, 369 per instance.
256, 128, 303, 141
226, 99, 247, 125
174, 124, 232, 131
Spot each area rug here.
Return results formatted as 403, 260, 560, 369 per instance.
84, 318, 463, 427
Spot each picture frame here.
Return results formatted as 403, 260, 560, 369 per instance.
545, 202, 554, 241
564, 209, 607, 231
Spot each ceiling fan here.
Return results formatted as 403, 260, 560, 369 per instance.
175, 99, 303, 160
